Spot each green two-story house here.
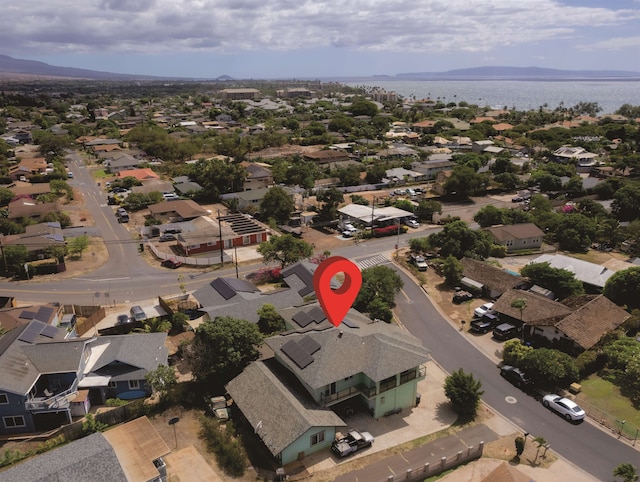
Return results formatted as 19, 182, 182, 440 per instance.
226, 306, 429, 466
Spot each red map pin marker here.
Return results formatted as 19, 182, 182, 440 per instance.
313, 256, 362, 328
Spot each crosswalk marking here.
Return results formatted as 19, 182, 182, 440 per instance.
355, 254, 390, 270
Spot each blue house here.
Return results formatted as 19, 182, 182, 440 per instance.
0, 320, 167, 435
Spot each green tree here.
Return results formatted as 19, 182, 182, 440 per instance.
260, 186, 294, 224
442, 255, 463, 286
3, 245, 29, 274
415, 199, 442, 223
502, 339, 533, 367
613, 462, 639, 482
257, 234, 313, 268
520, 348, 579, 389
189, 316, 263, 387
138, 317, 172, 333
474, 205, 505, 227
44, 244, 68, 262
604, 267, 640, 310
556, 214, 596, 252
257, 303, 286, 334
367, 297, 394, 323
612, 184, 640, 222
349, 97, 378, 117
428, 220, 492, 260
68, 235, 90, 258
444, 165, 486, 198
350, 194, 369, 206
315, 187, 344, 223
145, 364, 177, 402
0, 187, 14, 207
520, 262, 584, 299
354, 265, 403, 313
444, 369, 484, 420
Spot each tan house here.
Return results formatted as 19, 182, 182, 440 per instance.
484, 223, 545, 253
8, 158, 48, 180
241, 161, 273, 191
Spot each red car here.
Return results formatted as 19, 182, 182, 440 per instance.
161, 259, 182, 269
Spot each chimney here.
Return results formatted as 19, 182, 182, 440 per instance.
338, 331, 343, 338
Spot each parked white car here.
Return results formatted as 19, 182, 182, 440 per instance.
473, 302, 494, 318
342, 224, 358, 238
542, 394, 586, 421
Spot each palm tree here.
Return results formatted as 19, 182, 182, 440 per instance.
137, 317, 171, 333
511, 298, 527, 341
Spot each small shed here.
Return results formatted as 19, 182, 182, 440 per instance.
461, 277, 483, 294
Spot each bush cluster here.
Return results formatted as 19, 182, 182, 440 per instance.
199, 416, 247, 477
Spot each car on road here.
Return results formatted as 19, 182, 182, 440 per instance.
161, 259, 183, 269
500, 365, 532, 388
331, 430, 374, 458
492, 322, 521, 341
159, 233, 177, 242
474, 302, 494, 318
542, 394, 586, 422
116, 314, 131, 325
405, 218, 419, 228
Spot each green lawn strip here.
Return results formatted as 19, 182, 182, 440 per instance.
579, 376, 640, 437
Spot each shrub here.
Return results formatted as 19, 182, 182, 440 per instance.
199, 416, 247, 477
106, 398, 128, 407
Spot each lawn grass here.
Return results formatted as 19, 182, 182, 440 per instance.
579, 375, 640, 435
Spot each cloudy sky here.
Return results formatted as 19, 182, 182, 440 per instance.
2, 0, 640, 78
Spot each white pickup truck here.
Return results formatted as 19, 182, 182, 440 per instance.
331, 430, 374, 457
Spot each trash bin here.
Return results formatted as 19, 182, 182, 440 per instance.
415, 393, 421, 406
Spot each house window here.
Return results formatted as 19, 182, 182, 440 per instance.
310, 430, 325, 446
108, 381, 117, 388
3, 416, 26, 428
344, 375, 354, 382
128, 380, 140, 390
400, 368, 417, 384
243, 235, 251, 245
0, 393, 8, 405
379, 375, 397, 394
207, 241, 214, 247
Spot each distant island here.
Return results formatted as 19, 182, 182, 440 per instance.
394, 66, 640, 80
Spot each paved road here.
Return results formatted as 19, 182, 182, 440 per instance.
390, 262, 638, 482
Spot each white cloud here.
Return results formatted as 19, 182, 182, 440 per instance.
1, 0, 639, 57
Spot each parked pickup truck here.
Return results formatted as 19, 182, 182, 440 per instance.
331, 430, 374, 458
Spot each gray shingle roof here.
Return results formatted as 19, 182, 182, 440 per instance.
0, 432, 126, 482
530, 254, 616, 289
266, 311, 429, 390
85, 333, 168, 374
226, 359, 345, 457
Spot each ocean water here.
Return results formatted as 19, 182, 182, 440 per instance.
345, 79, 640, 114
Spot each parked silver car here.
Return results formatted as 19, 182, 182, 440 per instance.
542, 394, 585, 422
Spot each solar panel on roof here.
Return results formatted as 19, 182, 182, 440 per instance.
292, 311, 314, 328
37, 306, 55, 321
342, 318, 359, 328
281, 340, 313, 369
41, 324, 58, 338
298, 335, 321, 355
18, 322, 43, 343
211, 278, 236, 300
308, 306, 326, 323
19, 310, 37, 320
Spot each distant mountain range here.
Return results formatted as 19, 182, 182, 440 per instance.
1, 54, 639, 81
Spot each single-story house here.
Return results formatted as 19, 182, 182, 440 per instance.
459, 257, 529, 299
338, 204, 414, 228
483, 223, 545, 253
148, 199, 209, 222
175, 213, 269, 257
529, 254, 617, 292
0, 221, 65, 259
7, 199, 61, 221
117, 168, 159, 182
492, 290, 630, 355
1, 416, 170, 482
